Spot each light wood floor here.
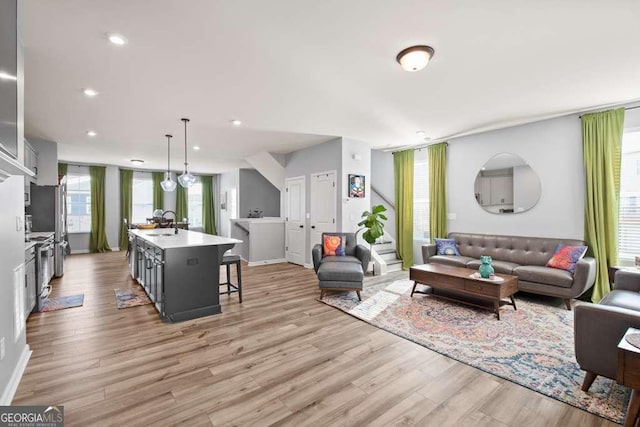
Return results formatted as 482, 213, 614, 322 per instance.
14, 252, 616, 426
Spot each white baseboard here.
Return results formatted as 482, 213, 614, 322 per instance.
304, 263, 313, 269
70, 249, 90, 254
247, 258, 287, 267
0, 344, 31, 405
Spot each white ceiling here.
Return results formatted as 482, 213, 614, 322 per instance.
23, 0, 640, 174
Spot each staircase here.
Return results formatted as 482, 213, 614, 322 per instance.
370, 232, 403, 275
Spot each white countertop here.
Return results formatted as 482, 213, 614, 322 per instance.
25, 231, 55, 250
130, 229, 242, 249
231, 217, 285, 224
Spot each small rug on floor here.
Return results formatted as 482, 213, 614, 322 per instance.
319, 275, 628, 424
114, 288, 151, 309
40, 294, 84, 312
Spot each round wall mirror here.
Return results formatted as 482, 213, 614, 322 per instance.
473, 153, 541, 214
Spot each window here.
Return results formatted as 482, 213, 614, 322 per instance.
619, 131, 640, 262
66, 172, 91, 233
188, 181, 203, 228
413, 149, 430, 240
132, 172, 154, 224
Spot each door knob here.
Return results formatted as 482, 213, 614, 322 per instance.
311, 225, 316, 229
299, 225, 304, 228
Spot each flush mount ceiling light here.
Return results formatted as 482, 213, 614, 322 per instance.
130, 159, 144, 166
230, 119, 242, 126
87, 130, 97, 137
83, 88, 98, 97
396, 45, 435, 72
107, 33, 127, 46
0, 71, 17, 81
160, 134, 177, 192
177, 118, 196, 188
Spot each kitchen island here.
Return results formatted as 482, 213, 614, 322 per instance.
128, 229, 241, 322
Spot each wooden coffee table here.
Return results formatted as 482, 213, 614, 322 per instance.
409, 263, 518, 320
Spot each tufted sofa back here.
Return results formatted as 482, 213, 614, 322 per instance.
449, 232, 587, 266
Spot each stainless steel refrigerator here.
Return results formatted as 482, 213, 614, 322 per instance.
26, 181, 68, 277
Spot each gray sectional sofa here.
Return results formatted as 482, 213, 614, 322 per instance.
421, 232, 597, 309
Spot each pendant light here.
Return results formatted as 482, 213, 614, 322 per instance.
177, 118, 196, 188
160, 134, 177, 192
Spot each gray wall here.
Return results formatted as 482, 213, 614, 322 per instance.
371, 150, 396, 239
238, 168, 280, 218
448, 114, 585, 239
285, 137, 342, 264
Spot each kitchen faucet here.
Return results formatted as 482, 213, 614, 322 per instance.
162, 210, 179, 234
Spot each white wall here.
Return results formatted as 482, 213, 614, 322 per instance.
447, 114, 584, 239
371, 150, 396, 239
341, 138, 371, 237
219, 169, 239, 238
0, 177, 29, 404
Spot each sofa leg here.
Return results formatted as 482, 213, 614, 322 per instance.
581, 371, 597, 392
320, 290, 325, 300
564, 299, 572, 310
356, 291, 361, 301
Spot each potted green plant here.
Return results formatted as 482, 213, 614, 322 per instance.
357, 204, 388, 245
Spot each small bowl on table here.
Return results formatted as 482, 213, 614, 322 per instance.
136, 223, 157, 230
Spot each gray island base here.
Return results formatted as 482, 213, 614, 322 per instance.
128, 229, 242, 322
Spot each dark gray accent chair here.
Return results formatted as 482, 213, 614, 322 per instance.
312, 232, 371, 301
575, 269, 640, 391
422, 232, 597, 309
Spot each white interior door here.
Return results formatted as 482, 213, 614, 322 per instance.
285, 176, 306, 265
310, 171, 337, 254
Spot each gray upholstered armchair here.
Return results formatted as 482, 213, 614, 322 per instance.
312, 232, 371, 300
575, 269, 640, 391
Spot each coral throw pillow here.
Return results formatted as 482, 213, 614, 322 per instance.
323, 235, 346, 257
546, 245, 588, 274
435, 238, 461, 256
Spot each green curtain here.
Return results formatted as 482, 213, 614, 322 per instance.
201, 176, 217, 235
89, 165, 111, 253
429, 142, 448, 241
58, 162, 68, 177
176, 184, 188, 222
152, 171, 164, 212
394, 149, 414, 269
582, 108, 625, 303
119, 169, 133, 251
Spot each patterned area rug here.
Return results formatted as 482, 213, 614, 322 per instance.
114, 287, 151, 309
40, 294, 84, 312
320, 275, 628, 424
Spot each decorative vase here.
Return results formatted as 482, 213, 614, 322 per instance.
479, 255, 494, 279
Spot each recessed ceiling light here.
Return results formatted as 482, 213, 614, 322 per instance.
416, 131, 426, 137
193, 146, 200, 151
130, 159, 144, 166
396, 45, 435, 72
83, 88, 98, 97
87, 130, 97, 137
0, 71, 17, 81
230, 119, 242, 126
107, 33, 127, 46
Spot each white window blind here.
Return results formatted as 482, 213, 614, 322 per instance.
66, 172, 91, 233
188, 180, 203, 228
619, 131, 640, 261
413, 149, 430, 241
132, 172, 154, 224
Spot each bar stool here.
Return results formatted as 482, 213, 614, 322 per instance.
220, 254, 242, 303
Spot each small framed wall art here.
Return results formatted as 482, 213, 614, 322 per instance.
348, 174, 365, 198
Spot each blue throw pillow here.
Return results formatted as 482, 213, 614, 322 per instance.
435, 238, 460, 256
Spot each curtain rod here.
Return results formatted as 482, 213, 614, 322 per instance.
578, 105, 640, 119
